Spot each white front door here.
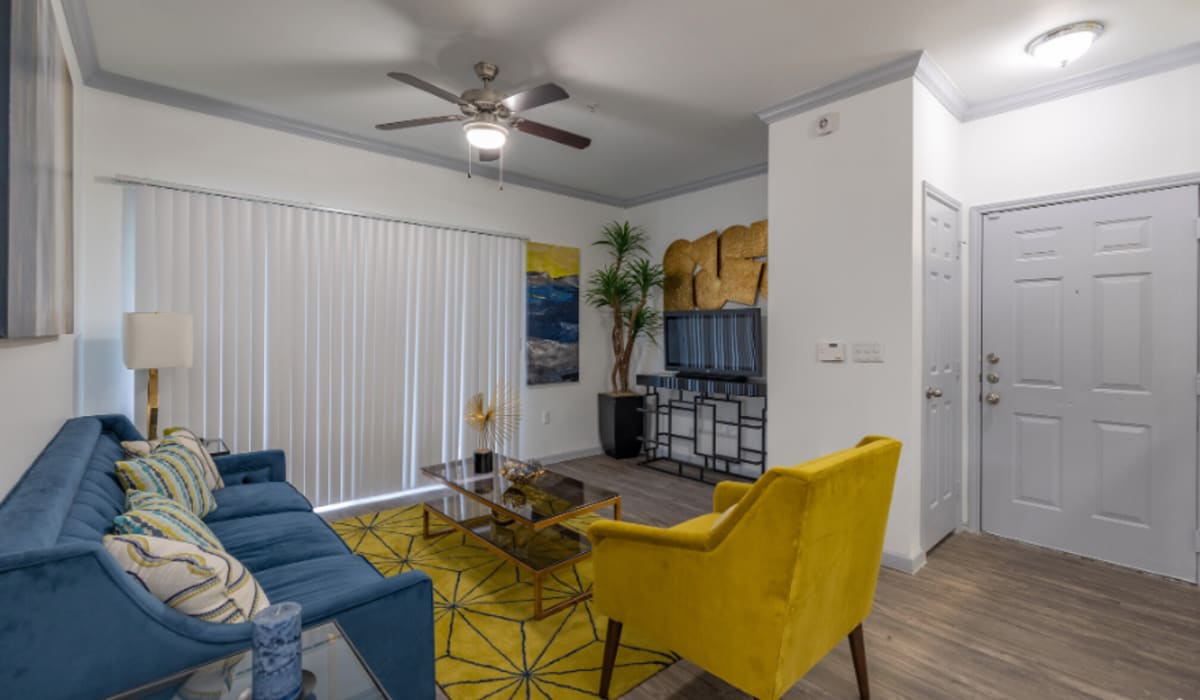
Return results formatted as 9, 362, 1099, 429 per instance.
922, 186, 962, 550
981, 186, 1199, 582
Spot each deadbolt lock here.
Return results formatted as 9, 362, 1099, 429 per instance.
986, 372, 1000, 384
987, 353, 1000, 364
985, 392, 1001, 405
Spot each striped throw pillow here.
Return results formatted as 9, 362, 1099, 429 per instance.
114, 491, 224, 550
116, 442, 217, 518
163, 427, 225, 490
104, 534, 270, 623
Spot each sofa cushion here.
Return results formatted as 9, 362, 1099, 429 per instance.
208, 512, 350, 571
205, 483, 313, 524
116, 442, 217, 518
115, 491, 224, 550
104, 533, 270, 623
254, 554, 381, 611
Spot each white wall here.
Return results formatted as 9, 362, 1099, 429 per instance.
962, 63, 1200, 207
767, 79, 923, 563
75, 88, 623, 465
0, 336, 77, 496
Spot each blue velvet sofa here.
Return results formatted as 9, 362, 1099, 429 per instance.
0, 414, 435, 699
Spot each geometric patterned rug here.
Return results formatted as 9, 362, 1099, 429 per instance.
330, 505, 679, 699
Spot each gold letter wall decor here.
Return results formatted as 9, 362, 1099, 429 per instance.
662, 220, 767, 310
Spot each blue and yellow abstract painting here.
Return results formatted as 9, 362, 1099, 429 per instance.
526, 242, 580, 384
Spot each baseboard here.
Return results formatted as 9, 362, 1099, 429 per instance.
881, 549, 927, 575
537, 446, 604, 464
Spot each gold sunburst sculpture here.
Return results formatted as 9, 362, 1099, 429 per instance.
465, 381, 521, 451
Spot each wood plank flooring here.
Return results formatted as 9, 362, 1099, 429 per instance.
322, 454, 1200, 699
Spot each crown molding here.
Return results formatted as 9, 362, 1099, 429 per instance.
756, 52, 924, 124
60, 0, 98, 82
913, 53, 968, 121
962, 40, 1200, 121
623, 162, 767, 209
761, 41, 1200, 127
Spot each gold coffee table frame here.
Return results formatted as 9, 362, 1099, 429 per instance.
421, 469, 621, 621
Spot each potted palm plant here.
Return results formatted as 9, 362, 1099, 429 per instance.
585, 221, 664, 459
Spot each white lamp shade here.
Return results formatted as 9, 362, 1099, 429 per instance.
123, 312, 194, 369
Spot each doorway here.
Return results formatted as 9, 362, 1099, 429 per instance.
975, 183, 1199, 582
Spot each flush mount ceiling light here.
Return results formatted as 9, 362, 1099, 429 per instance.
462, 118, 509, 150
1026, 21, 1105, 68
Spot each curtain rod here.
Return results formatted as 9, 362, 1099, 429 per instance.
98, 174, 530, 242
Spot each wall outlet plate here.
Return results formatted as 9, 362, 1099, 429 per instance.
852, 342, 885, 363
817, 341, 846, 362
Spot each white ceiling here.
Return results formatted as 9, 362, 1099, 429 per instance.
76, 0, 1200, 204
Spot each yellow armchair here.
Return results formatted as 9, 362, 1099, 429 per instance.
589, 436, 901, 699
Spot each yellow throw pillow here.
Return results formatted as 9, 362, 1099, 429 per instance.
104, 534, 269, 623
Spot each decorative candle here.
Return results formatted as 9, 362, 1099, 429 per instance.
252, 601, 303, 700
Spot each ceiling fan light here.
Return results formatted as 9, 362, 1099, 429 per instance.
1026, 21, 1104, 68
463, 121, 508, 150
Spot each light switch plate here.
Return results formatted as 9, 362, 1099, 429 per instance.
852, 342, 885, 363
817, 341, 846, 362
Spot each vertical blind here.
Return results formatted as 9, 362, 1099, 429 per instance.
128, 184, 523, 506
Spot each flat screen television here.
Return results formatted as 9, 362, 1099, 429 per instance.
663, 308, 763, 379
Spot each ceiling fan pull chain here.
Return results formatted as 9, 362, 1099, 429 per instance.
499, 149, 504, 191
467, 142, 473, 179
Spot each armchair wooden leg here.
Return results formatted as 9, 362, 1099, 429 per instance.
848, 623, 869, 700
599, 619, 623, 699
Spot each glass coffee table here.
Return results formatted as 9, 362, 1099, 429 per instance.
420, 458, 621, 620
106, 621, 387, 699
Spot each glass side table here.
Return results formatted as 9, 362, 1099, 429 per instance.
203, 437, 231, 457
105, 621, 389, 700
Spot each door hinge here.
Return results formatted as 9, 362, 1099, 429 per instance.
1194, 530, 1200, 553
1194, 217, 1200, 240
1195, 374, 1200, 396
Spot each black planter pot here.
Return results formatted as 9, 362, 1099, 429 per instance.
598, 393, 644, 459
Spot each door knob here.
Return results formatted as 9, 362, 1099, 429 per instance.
987, 353, 1000, 364
985, 392, 1001, 404
926, 387, 943, 399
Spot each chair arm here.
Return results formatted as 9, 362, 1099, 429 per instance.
214, 449, 286, 484
713, 481, 754, 512
588, 519, 710, 551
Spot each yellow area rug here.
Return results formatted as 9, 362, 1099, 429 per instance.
331, 505, 678, 699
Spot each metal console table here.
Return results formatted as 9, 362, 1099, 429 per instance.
636, 373, 767, 483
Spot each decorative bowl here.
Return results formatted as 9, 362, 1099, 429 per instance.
500, 459, 546, 486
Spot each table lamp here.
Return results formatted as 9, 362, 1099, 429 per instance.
123, 312, 194, 440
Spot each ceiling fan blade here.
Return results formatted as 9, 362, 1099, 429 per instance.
375, 115, 465, 131
502, 82, 569, 112
478, 149, 501, 162
514, 119, 591, 149
387, 72, 465, 105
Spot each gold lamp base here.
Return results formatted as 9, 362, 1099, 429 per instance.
146, 368, 160, 440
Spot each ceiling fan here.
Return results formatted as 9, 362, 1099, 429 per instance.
375, 61, 592, 163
